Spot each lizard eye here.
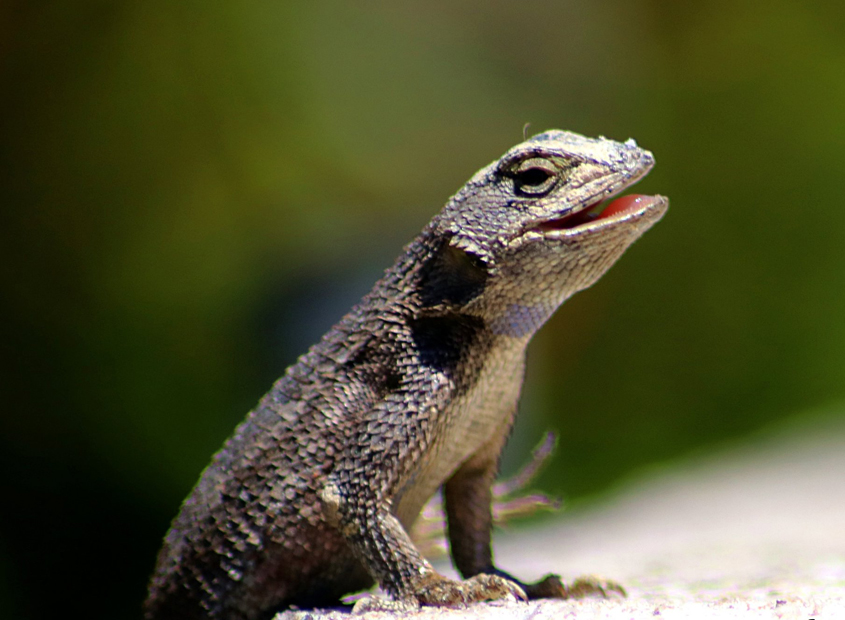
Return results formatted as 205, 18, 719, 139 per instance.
511, 158, 558, 196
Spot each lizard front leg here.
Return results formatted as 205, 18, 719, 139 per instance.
320, 479, 522, 610
444, 431, 625, 600
318, 404, 525, 609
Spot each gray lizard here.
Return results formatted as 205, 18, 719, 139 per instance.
144, 130, 668, 619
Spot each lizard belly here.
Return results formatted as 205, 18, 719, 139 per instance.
394, 343, 526, 528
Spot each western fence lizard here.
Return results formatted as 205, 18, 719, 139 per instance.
144, 130, 668, 619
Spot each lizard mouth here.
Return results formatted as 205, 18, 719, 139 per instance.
534, 194, 663, 235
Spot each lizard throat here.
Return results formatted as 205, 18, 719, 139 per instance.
534, 194, 653, 232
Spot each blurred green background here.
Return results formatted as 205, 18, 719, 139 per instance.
3, 1, 845, 618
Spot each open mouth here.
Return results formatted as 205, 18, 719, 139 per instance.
534, 194, 657, 233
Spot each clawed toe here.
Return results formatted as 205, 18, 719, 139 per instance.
524, 573, 626, 600
412, 572, 526, 607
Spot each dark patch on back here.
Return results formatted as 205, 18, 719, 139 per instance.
408, 313, 491, 396
419, 240, 488, 309
342, 338, 402, 403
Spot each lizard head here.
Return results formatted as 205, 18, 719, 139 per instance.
424, 130, 668, 338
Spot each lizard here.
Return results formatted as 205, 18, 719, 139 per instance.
144, 130, 668, 620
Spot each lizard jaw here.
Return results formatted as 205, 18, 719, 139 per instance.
533, 194, 668, 237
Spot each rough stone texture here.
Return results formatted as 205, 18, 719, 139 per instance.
278, 410, 845, 619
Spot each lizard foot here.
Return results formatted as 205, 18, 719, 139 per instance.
414, 572, 527, 607
350, 573, 526, 613
522, 574, 626, 599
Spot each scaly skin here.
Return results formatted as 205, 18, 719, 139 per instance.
144, 130, 668, 619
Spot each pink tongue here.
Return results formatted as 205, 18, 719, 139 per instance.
597, 194, 649, 220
